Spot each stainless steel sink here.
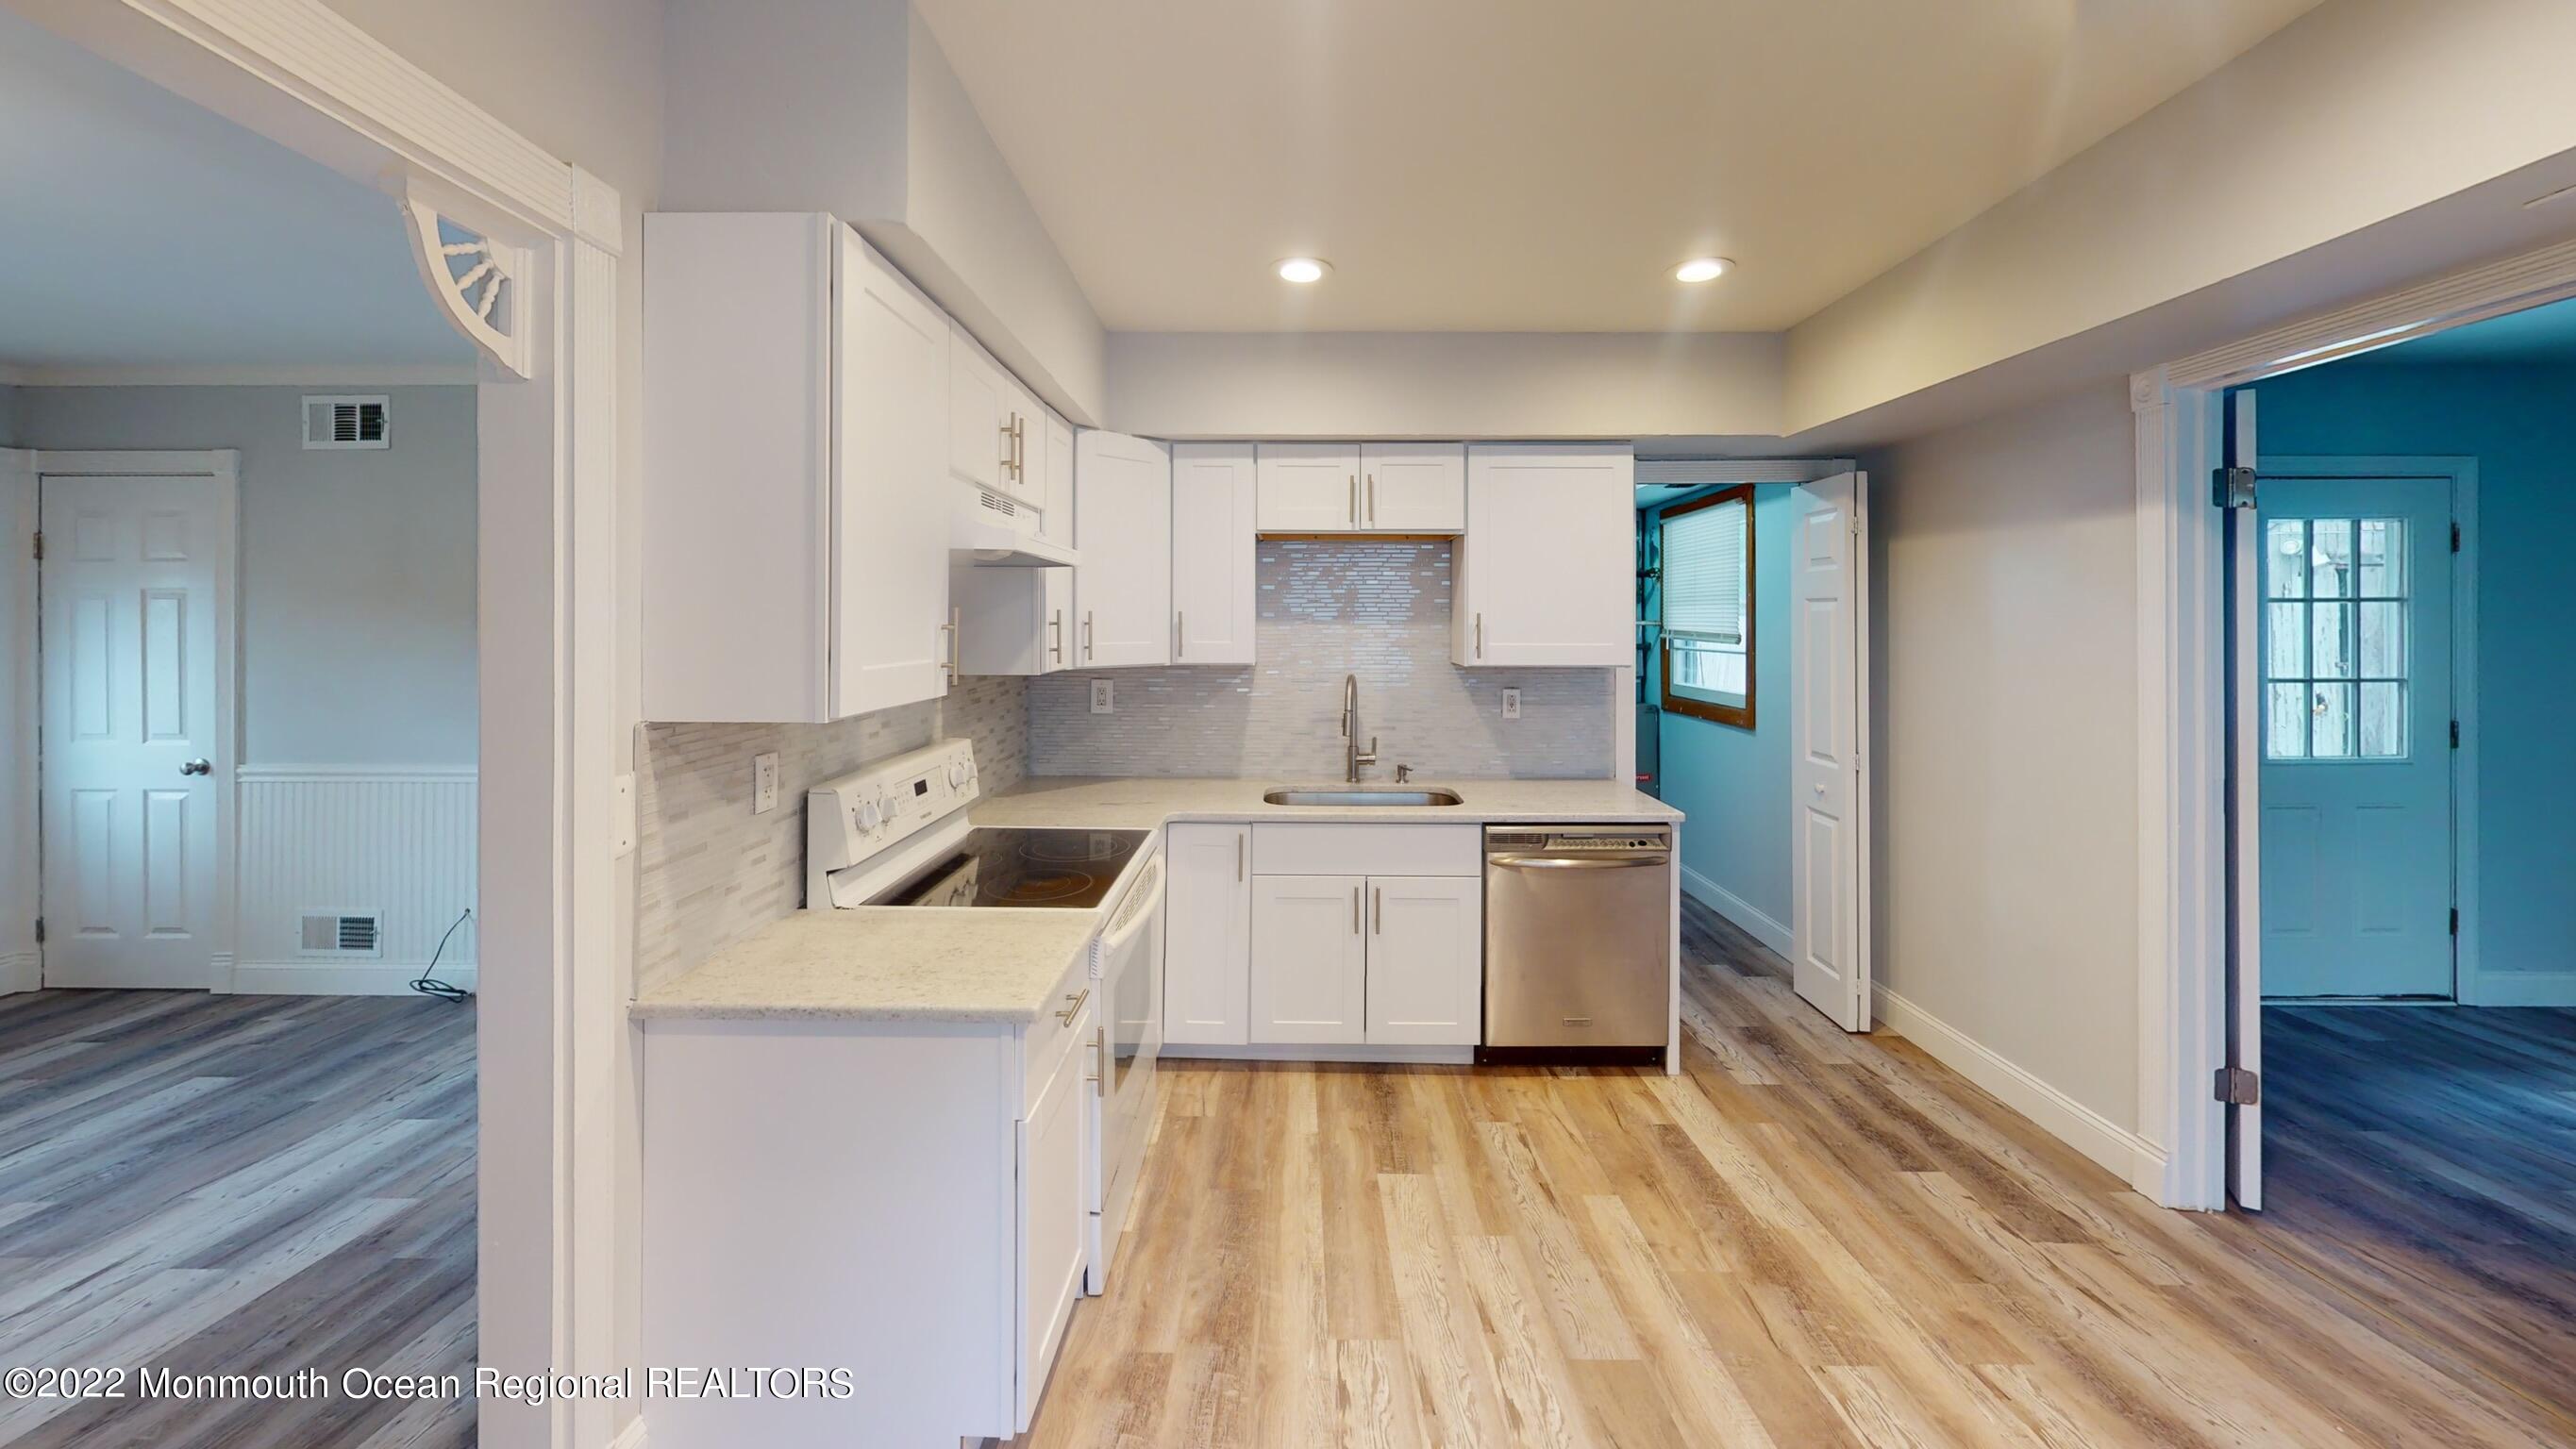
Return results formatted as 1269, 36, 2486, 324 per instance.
1262, 786, 1464, 807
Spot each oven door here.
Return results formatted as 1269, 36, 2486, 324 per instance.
1087, 846, 1163, 1291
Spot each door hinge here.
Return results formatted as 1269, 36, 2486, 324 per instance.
2215, 1066, 2261, 1106
2451, 522, 2462, 553
32, 917, 42, 944
2450, 720, 2461, 749
2450, 908, 2460, 937
2213, 466, 2257, 509
29, 530, 41, 560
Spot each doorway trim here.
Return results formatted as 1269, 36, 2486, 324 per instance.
30, 449, 242, 989
3, 2, 629, 1444
2253, 456, 2480, 1008
2135, 234, 2576, 1210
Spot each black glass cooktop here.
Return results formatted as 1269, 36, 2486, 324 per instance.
877, 827, 1151, 909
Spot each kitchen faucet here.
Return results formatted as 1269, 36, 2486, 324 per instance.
1341, 674, 1379, 783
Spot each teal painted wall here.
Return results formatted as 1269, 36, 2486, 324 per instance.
1643, 485, 1797, 937
2250, 361, 2576, 981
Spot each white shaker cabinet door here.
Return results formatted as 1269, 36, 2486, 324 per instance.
1251, 874, 1369, 1045
1072, 430, 1172, 668
1364, 875, 1482, 1046
1360, 442, 1465, 532
1164, 824, 1251, 1045
833, 227, 953, 715
1170, 442, 1257, 665
1455, 443, 1633, 666
1255, 442, 1362, 532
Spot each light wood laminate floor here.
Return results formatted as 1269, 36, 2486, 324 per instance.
0, 990, 475, 1449
1006, 901, 2576, 1447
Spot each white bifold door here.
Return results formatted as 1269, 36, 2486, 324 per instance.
1789, 472, 1873, 1032
40, 471, 229, 989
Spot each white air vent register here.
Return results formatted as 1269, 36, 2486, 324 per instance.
303, 395, 390, 449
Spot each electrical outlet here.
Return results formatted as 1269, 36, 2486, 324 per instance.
1091, 678, 1114, 714
1501, 687, 1522, 721
752, 752, 780, 814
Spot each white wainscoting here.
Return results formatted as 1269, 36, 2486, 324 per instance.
233, 765, 477, 994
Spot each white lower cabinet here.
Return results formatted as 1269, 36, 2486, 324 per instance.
640, 979, 1095, 1446
1163, 824, 1250, 1045
1167, 824, 1485, 1052
1250, 874, 1370, 1044
1017, 1009, 1088, 1427
1365, 875, 1483, 1045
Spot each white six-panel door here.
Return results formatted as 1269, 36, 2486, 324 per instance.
1789, 472, 1871, 1031
40, 470, 230, 989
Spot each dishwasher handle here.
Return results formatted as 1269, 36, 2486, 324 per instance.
1488, 852, 1671, 871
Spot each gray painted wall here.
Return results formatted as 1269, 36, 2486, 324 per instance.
1028, 540, 1613, 780
17, 384, 477, 765
1865, 383, 2142, 1135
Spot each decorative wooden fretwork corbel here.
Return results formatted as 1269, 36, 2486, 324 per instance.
401, 178, 535, 380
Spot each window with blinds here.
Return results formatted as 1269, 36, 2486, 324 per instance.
1660, 485, 1754, 725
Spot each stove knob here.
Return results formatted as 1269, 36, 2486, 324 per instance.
856, 799, 882, 832
947, 759, 971, 788
879, 793, 906, 823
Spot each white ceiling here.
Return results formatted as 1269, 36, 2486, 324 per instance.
917, 0, 2323, 334
0, 8, 469, 375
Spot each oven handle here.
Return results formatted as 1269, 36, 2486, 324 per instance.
1097, 854, 1166, 958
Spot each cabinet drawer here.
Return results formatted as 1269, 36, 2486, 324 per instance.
1252, 824, 1480, 877
1020, 953, 1094, 1118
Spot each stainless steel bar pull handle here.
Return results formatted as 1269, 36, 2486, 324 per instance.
947, 606, 962, 677
1352, 886, 1362, 934
1000, 414, 1017, 478
1049, 609, 1063, 662
1237, 833, 1246, 881
1088, 1024, 1105, 1090
1083, 611, 1095, 660
1055, 988, 1090, 1025
1475, 613, 1483, 658
1373, 886, 1382, 935
1175, 611, 1184, 657
1348, 475, 1358, 525
1367, 475, 1376, 525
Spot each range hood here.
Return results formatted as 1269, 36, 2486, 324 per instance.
951, 485, 1077, 568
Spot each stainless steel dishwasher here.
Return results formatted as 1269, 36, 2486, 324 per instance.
1480, 825, 1672, 1061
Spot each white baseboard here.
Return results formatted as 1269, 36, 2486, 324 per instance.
1679, 866, 1795, 958
227, 961, 478, 996
1871, 983, 2164, 1191
2464, 970, 2576, 1008
0, 950, 37, 996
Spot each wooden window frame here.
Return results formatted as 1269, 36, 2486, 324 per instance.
1659, 484, 1756, 730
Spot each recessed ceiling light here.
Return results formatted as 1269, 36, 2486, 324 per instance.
1674, 257, 1731, 283
1277, 257, 1330, 284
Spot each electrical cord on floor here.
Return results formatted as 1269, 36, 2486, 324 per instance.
410, 908, 475, 1002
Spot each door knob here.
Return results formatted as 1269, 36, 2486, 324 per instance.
180, 758, 212, 776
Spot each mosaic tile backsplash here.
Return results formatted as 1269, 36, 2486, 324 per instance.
1028, 541, 1614, 780
635, 675, 1027, 993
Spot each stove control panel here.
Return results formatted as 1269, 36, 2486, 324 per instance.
806, 739, 979, 879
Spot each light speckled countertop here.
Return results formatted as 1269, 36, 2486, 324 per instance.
631, 777, 1679, 1025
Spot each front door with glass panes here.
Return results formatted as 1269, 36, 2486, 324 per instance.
2256, 475, 2455, 998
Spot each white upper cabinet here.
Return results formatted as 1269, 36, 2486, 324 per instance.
1255, 442, 1361, 532
951, 325, 1042, 503
643, 212, 950, 724
1073, 430, 1172, 668
1170, 443, 1257, 665
1453, 443, 1634, 667
1360, 442, 1466, 532
1256, 442, 1464, 534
